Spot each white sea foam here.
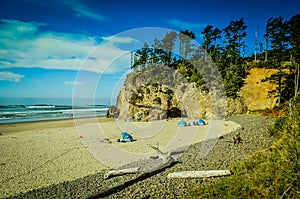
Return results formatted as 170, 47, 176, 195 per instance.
0, 101, 109, 123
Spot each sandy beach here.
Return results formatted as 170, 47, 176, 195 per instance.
0, 117, 241, 198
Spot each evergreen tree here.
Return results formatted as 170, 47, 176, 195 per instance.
262, 17, 290, 105
132, 42, 151, 69
221, 18, 247, 98
289, 14, 300, 64
179, 30, 196, 59
288, 14, 300, 98
223, 18, 247, 65
161, 31, 177, 65
202, 25, 222, 61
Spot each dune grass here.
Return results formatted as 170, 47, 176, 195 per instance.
187, 97, 300, 198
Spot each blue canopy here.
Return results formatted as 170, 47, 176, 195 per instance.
178, 119, 187, 127
120, 132, 133, 142
198, 119, 206, 125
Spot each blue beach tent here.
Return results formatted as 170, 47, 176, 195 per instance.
198, 119, 206, 125
118, 132, 134, 142
178, 119, 187, 127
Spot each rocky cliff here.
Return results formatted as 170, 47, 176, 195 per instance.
111, 66, 275, 121
112, 65, 249, 121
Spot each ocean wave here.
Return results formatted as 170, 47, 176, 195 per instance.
26, 105, 56, 109
0, 103, 109, 123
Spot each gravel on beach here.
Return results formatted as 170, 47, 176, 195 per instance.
4, 115, 275, 199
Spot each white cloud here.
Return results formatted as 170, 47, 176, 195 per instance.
0, 19, 135, 73
0, 71, 24, 82
167, 19, 206, 31
101, 36, 138, 44
64, 81, 84, 85
57, 0, 105, 21
74, 7, 105, 21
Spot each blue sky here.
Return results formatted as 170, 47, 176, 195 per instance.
0, 0, 299, 103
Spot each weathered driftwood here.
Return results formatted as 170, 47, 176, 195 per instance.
147, 144, 172, 162
90, 144, 177, 198
103, 144, 175, 179
167, 170, 231, 179
104, 167, 140, 179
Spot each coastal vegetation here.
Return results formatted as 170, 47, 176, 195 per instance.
131, 14, 300, 103
187, 96, 300, 198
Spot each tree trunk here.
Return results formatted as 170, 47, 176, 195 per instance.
295, 63, 299, 99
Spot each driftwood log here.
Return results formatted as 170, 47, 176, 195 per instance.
104, 167, 140, 179
167, 170, 231, 179
103, 144, 175, 179
88, 144, 177, 198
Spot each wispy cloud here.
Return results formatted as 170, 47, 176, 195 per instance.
64, 81, 84, 85
0, 19, 135, 73
57, 0, 105, 21
0, 71, 24, 82
101, 36, 138, 44
25, 0, 105, 21
167, 19, 207, 31
74, 7, 105, 21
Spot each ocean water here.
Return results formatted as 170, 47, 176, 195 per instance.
0, 98, 111, 124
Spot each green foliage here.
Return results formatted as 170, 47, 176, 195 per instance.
188, 97, 300, 198
261, 16, 300, 104
223, 18, 247, 65
271, 116, 288, 136
224, 64, 246, 98
131, 15, 300, 100
289, 14, 300, 64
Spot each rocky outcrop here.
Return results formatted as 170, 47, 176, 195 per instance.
226, 97, 248, 116
106, 105, 119, 118
115, 66, 230, 121
110, 66, 284, 121
117, 79, 181, 121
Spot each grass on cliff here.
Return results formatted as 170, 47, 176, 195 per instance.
187, 98, 300, 198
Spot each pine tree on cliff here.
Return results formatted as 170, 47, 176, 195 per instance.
288, 14, 300, 99
221, 18, 247, 99
262, 16, 290, 105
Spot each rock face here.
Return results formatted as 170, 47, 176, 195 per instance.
106, 105, 119, 118
116, 70, 181, 121
114, 66, 281, 121
115, 66, 229, 121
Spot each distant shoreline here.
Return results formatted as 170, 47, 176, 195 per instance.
0, 116, 112, 134
0, 115, 108, 125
